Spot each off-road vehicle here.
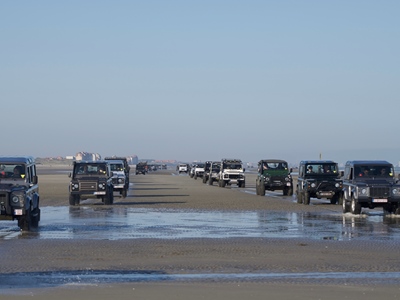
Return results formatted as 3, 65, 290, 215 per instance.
0, 156, 40, 231
135, 162, 148, 175
69, 161, 114, 205
342, 160, 400, 214
217, 159, 245, 188
106, 159, 128, 198
192, 163, 205, 180
296, 160, 342, 205
208, 161, 221, 185
104, 156, 130, 189
178, 163, 188, 174
256, 159, 293, 196
202, 161, 212, 184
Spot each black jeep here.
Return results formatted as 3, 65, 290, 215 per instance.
296, 160, 342, 205
342, 160, 400, 214
208, 161, 221, 185
202, 161, 212, 184
69, 161, 114, 205
0, 156, 40, 230
256, 159, 293, 196
135, 162, 148, 175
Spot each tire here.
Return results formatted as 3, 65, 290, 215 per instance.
256, 182, 260, 195
209, 178, 213, 185
240, 181, 245, 188
303, 192, 310, 205
194, 174, 197, 180
383, 204, 394, 214
203, 176, 207, 184
283, 187, 288, 196
259, 183, 265, 196
342, 196, 349, 213
297, 190, 303, 204
330, 194, 339, 205
104, 187, 114, 205
31, 207, 40, 228
69, 194, 80, 206
122, 189, 127, 198
288, 188, 293, 196
18, 209, 31, 231
221, 180, 226, 188
351, 195, 361, 214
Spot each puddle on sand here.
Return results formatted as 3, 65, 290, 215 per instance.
1, 207, 400, 241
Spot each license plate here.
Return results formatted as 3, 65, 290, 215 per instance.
373, 198, 388, 203
14, 209, 23, 216
94, 191, 106, 195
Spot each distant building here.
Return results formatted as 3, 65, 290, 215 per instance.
75, 152, 101, 161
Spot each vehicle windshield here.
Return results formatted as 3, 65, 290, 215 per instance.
110, 163, 124, 172
196, 163, 205, 168
306, 163, 338, 174
0, 164, 26, 179
74, 164, 107, 176
355, 165, 394, 178
262, 162, 288, 170
223, 163, 242, 170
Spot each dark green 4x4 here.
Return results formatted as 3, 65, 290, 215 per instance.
342, 160, 400, 214
296, 160, 342, 205
0, 156, 40, 231
256, 159, 293, 196
69, 161, 114, 205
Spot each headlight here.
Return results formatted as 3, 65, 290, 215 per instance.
98, 183, 106, 189
311, 183, 316, 188
264, 177, 270, 182
285, 177, 290, 182
118, 178, 124, 183
358, 187, 369, 196
335, 183, 340, 188
11, 195, 20, 204
392, 188, 400, 196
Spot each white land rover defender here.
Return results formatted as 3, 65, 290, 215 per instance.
217, 159, 246, 188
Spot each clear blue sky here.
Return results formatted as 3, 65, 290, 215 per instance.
1, 0, 399, 165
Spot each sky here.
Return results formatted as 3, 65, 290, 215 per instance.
1, 0, 400, 165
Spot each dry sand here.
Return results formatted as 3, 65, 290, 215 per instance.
1, 167, 400, 299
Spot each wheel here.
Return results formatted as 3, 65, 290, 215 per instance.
288, 188, 293, 196
256, 182, 260, 195
104, 187, 114, 205
303, 192, 310, 205
31, 207, 40, 228
194, 174, 197, 180
297, 190, 303, 204
351, 195, 361, 214
240, 181, 245, 188
122, 189, 127, 198
283, 187, 288, 196
209, 178, 213, 185
69, 194, 80, 206
203, 176, 207, 184
395, 207, 400, 215
259, 183, 265, 196
342, 195, 350, 213
18, 209, 32, 231
221, 180, 226, 187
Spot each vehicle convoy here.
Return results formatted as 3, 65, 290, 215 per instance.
208, 161, 221, 185
69, 161, 114, 206
0, 156, 40, 231
342, 160, 400, 214
296, 160, 343, 205
217, 159, 245, 188
106, 159, 128, 198
202, 161, 212, 184
256, 159, 293, 196
104, 156, 130, 190
135, 161, 148, 175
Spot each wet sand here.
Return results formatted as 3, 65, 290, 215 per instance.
1, 167, 400, 299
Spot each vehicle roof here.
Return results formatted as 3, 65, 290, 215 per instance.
74, 160, 110, 165
0, 156, 36, 164
222, 159, 242, 162
105, 159, 124, 164
259, 159, 288, 163
345, 160, 392, 165
300, 160, 337, 164
104, 157, 128, 161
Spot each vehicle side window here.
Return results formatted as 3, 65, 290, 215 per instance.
27, 166, 32, 183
